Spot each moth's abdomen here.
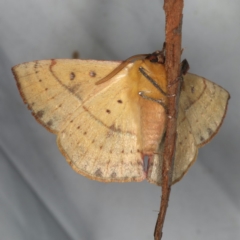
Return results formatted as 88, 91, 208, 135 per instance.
140, 99, 166, 155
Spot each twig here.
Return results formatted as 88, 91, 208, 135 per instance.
154, 1, 184, 240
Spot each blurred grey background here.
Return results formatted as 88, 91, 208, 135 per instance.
1, 0, 239, 239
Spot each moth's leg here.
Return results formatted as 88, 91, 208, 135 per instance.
180, 59, 189, 75
72, 51, 80, 59
139, 67, 175, 97
167, 76, 182, 87
139, 66, 168, 111
139, 91, 167, 111
167, 59, 189, 87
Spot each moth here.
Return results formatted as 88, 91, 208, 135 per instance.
12, 51, 229, 186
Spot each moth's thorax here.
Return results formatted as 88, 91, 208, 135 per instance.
127, 59, 168, 155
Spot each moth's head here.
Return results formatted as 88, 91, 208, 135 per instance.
146, 50, 165, 65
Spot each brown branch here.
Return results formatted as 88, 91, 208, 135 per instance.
154, 1, 184, 240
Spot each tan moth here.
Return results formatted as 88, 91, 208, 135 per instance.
12, 51, 229, 185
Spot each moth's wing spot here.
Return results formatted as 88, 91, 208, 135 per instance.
69, 84, 81, 94
200, 136, 205, 142
106, 109, 111, 114
95, 168, 103, 177
111, 172, 117, 178
89, 70, 96, 77
106, 130, 113, 138
70, 72, 76, 80
69, 161, 74, 168
191, 86, 195, 93
47, 120, 53, 127
35, 110, 44, 118
137, 160, 142, 166
117, 99, 123, 104
148, 160, 153, 167
207, 128, 213, 136
109, 124, 117, 131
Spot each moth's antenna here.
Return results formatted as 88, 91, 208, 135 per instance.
96, 54, 149, 85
